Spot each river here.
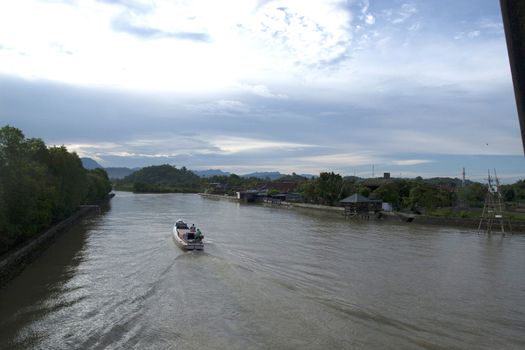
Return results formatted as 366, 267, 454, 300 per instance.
1, 192, 524, 349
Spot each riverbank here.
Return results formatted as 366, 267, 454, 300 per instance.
198, 193, 241, 202
0, 194, 115, 288
198, 193, 525, 233
401, 214, 525, 233
198, 193, 345, 212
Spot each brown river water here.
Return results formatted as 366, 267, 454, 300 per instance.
1, 192, 524, 349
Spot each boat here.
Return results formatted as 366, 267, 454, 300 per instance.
173, 219, 204, 250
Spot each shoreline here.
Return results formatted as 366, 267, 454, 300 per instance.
0, 194, 115, 288
198, 193, 525, 233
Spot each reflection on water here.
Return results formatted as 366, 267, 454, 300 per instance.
1, 193, 524, 349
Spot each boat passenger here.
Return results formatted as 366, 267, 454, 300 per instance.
195, 229, 203, 242
188, 225, 195, 240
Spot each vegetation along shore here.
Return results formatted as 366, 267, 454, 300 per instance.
112, 163, 525, 231
0, 126, 113, 257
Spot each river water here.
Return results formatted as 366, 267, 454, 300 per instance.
1, 192, 524, 349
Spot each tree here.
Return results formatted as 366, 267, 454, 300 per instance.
464, 182, 487, 207
317, 172, 343, 205
0, 125, 112, 254
374, 182, 400, 206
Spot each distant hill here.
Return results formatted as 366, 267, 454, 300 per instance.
80, 157, 103, 170
105, 167, 139, 179
192, 169, 231, 177
273, 173, 309, 183
242, 171, 284, 180
115, 164, 201, 193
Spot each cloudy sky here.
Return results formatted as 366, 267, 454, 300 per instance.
0, 0, 524, 181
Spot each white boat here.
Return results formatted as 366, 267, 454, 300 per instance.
173, 219, 204, 250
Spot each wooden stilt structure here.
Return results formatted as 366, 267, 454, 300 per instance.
478, 170, 512, 235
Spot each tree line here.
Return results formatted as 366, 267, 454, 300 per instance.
0, 126, 112, 254
299, 172, 525, 212
113, 163, 525, 213
114, 165, 272, 193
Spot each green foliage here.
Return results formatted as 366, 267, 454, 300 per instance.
501, 180, 525, 202
0, 125, 112, 254
297, 172, 498, 211
403, 183, 453, 211
426, 207, 454, 217
462, 182, 487, 207
86, 168, 112, 202
117, 166, 292, 195
513, 180, 525, 200
297, 172, 344, 205
357, 185, 371, 197
317, 172, 343, 205
339, 179, 357, 199
374, 182, 401, 206
267, 189, 280, 196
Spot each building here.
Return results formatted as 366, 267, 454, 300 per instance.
362, 173, 393, 191
236, 190, 259, 202
340, 193, 382, 214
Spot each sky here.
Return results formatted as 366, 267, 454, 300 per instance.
0, 0, 524, 182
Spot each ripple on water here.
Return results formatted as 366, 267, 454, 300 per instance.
1, 193, 525, 350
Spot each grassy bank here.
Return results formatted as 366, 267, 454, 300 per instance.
426, 207, 525, 222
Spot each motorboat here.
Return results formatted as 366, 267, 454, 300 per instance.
173, 219, 204, 250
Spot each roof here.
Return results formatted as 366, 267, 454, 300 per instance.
340, 193, 372, 203
259, 182, 298, 193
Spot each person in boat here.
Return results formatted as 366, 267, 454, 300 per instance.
187, 224, 196, 240
195, 229, 204, 242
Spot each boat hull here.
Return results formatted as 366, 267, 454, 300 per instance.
173, 226, 204, 250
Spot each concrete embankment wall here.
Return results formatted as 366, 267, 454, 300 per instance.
198, 193, 240, 202
198, 194, 345, 213
0, 195, 114, 288
276, 202, 345, 213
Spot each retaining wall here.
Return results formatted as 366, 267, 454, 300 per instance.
0, 194, 114, 288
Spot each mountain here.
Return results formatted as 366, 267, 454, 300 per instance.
242, 171, 284, 180
105, 167, 140, 179
192, 169, 231, 177
273, 173, 309, 183
81, 157, 103, 170
116, 164, 201, 193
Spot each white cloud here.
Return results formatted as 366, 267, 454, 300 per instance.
408, 23, 420, 31
65, 134, 221, 164
390, 3, 417, 24
238, 83, 288, 99
365, 15, 375, 25
209, 136, 314, 154
298, 152, 381, 166
467, 30, 481, 38
237, 1, 352, 70
391, 159, 434, 166
0, 0, 356, 91
187, 100, 250, 115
